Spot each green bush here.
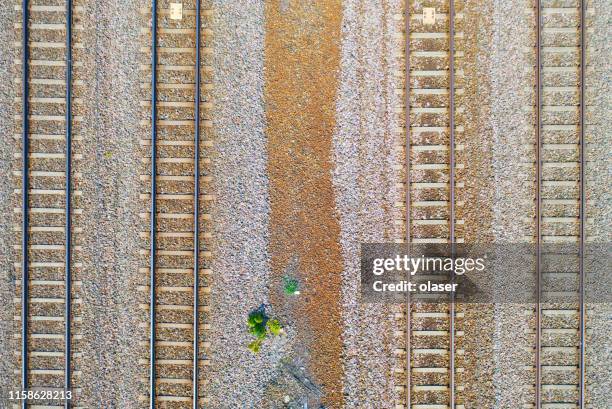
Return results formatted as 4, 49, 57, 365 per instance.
246, 308, 284, 353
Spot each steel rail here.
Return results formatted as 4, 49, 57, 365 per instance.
192, 0, 202, 408
449, 1, 456, 407
578, 0, 586, 407
149, 0, 158, 407
404, 2, 411, 408
535, 0, 542, 407
21, 1, 30, 407
64, 0, 73, 407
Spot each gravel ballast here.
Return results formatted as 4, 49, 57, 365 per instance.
460, 0, 497, 405
584, 1, 612, 406
0, 0, 17, 402
488, 0, 536, 406
264, 2, 348, 407
76, 0, 145, 406
206, 1, 275, 406
334, 0, 402, 407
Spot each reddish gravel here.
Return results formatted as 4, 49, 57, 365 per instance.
265, 1, 345, 407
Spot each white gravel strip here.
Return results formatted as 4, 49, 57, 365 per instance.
77, 0, 145, 406
334, 0, 401, 406
489, 0, 535, 407
206, 1, 276, 406
585, 1, 611, 406
0, 0, 17, 400
460, 1, 496, 405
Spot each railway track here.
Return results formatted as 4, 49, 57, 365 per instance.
139, 2, 213, 408
533, 0, 587, 407
399, 1, 465, 408
14, 0, 81, 408
9, 1, 595, 408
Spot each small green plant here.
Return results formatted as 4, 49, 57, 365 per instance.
267, 319, 282, 336
246, 307, 284, 353
248, 339, 262, 353
283, 276, 300, 295
103, 151, 112, 159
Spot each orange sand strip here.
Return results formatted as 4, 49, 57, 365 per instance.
264, 1, 344, 406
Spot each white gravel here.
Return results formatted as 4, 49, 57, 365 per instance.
584, 0, 612, 406
334, 0, 402, 406
76, 0, 145, 406
0, 0, 17, 401
488, 0, 536, 407
206, 1, 277, 406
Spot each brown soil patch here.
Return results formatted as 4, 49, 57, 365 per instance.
264, 1, 344, 407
